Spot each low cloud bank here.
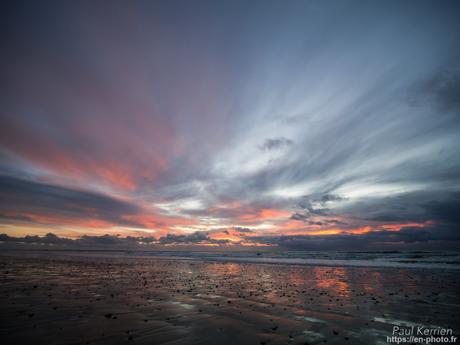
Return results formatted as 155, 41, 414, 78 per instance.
0, 233, 155, 249
250, 225, 460, 250
2, 223, 459, 251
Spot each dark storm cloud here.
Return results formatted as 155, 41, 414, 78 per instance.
0, 213, 34, 223
291, 212, 309, 221
320, 194, 343, 203
249, 225, 460, 251
0, 175, 138, 212
0, 175, 140, 225
0, 232, 156, 249
290, 214, 324, 226
232, 227, 253, 233
338, 190, 460, 224
78, 234, 155, 246
290, 212, 341, 226
259, 138, 294, 151
159, 232, 228, 245
3, 229, 241, 247
410, 72, 460, 112
422, 197, 460, 223
290, 194, 338, 221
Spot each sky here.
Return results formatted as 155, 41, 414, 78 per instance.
1, 0, 460, 250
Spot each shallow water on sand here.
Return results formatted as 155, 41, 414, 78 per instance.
0, 253, 459, 345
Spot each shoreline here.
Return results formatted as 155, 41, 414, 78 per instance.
1, 254, 459, 345
1, 249, 459, 271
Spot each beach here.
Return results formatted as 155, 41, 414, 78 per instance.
1, 252, 459, 345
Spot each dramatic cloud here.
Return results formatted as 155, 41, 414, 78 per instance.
0, 176, 139, 216
337, 190, 460, 224
159, 232, 229, 245
1, 0, 460, 249
0, 232, 156, 249
248, 224, 460, 251
410, 72, 460, 112
259, 137, 294, 151
0, 176, 196, 237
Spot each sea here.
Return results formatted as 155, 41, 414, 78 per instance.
3, 249, 460, 270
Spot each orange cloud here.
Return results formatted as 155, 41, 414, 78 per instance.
381, 221, 433, 231
239, 208, 291, 222
121, 213, 197, 227
0, 119, 172, 191
346, 226, 373, 234
207, 227, 256, 242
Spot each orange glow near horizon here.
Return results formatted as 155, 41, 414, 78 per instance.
381, 221, 433, 231
238, 208, 291, 222
0, 202, 436, 245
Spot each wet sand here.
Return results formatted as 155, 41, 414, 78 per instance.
0, 253, 459, 345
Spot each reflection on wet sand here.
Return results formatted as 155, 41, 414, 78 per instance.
362, 271, 383, 294
313, 267, 351, 298
0, 254, 459, 345
206, 262, 241, 277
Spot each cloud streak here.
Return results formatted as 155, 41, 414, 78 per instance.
0, 0, 460, 249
